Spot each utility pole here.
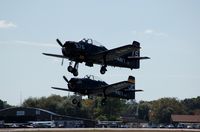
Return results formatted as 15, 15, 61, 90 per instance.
136, 103, 140, 128
20, 90, 22, 107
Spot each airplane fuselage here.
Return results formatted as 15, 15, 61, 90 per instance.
62, 41, 107, 63
107, 90, 136, 100
68, 78, 135, 100
62, 41, 137, 68
68, 78, 107, 94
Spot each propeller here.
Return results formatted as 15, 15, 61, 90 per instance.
56, 39, 65, 65
56, 38, 63, 47
63, 76, 69, 83
61, 58, 64, 66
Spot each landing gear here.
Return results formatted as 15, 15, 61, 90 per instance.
101, 98, 107, 106
72, 98, 82, 107
67, 65, 73, 72
68, 61, 79, 76
77, 102, 81, 108
72, 69, 78, 76
100, 66, 107, 74
100, 55, 107, 74
72, 98, 78, 104
101, 90, 107, 106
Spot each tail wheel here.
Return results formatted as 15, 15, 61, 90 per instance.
100, 66, 107, 74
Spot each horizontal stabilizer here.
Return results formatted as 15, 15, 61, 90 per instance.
124, 89, 143, 92
51, 87, 72, 92
135, 89, 143, 92
127, 56, 150, 60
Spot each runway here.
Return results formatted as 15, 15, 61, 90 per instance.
0, 128, 200, 132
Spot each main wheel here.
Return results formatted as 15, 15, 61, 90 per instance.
72, 98, 78, 104
68, 66, 73, 72
73, 69, 78, 76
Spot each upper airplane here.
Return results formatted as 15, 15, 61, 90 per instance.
43, 38, 150, 76
52, 75, 143, 107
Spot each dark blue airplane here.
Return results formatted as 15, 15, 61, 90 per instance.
52, 75, 143, 107
43, 38, 149, 76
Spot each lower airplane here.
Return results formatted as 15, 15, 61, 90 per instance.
52, 75, 143, 107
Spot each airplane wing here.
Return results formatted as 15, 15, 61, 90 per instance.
90, 45, 140, 62
43, 53, 66, 58
51, 87, 73, 92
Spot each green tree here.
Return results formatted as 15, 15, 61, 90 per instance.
138, 101, 151, 121
22, 94, 92, 118
22, 97, 39, 108
149, 98, 186, 124
0, 99, 12, 109
0, 100, 4, 109
99, 98, 126, 120
182, 96, 200, 114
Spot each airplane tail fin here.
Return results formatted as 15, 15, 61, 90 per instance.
129, 41, 140, 69
127, 41, 150, 69
132, 41, 140, 49
126, 76, 143, 99
128, 76, 135, 84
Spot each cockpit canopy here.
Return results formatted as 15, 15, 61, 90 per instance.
80, 38, 93, 44
84, 75, 103, 82
79, 38, 106, 48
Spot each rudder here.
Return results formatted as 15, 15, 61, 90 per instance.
130, 41, 140, 69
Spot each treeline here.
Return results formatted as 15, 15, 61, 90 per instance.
22, 95, 126, 121
0, 99, 11, 109
135, 97, 200, 124
1, 95, 200, 124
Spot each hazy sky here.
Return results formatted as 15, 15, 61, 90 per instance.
1, 0, 200, 105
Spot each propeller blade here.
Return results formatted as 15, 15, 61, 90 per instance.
56, 39, 63, 47
61, 58, 64, 66
63, 76, 69, 83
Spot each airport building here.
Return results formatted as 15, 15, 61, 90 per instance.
171, 114, 200, 124
171, 114, 200, 128
0, 107, 95, 128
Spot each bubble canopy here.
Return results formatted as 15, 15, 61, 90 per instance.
84, 75, 103, 82
79, 38, 106, 48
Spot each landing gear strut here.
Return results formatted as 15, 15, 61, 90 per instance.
101, 90, 107, 106
100, 66, 107, 74
101, 98, 107, 106
68, 61, 79, 76
100, 55, 107, 74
